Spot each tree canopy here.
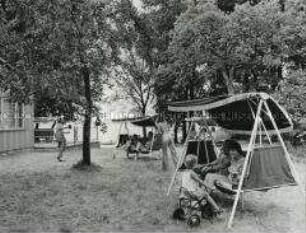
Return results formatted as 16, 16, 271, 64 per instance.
0, 0, 120, 165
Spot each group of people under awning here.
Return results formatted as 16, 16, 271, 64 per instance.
122, 131, 156, 160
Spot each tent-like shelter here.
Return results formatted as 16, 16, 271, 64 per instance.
112, 115, 160, 153
167, 92, 302, 228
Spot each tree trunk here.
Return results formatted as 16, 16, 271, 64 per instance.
182, 114, 187, 143
141, 109, 147, 139
142, 127, 147, 139
174, 123, 178, 144
221, 67, 235, 94
82, 66, 92, 166
243, 70, 250, 92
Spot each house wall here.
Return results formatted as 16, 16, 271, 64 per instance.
0, 92, 34, 152
98, 99, 154, 144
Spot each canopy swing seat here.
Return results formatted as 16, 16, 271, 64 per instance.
166, 92, 303, 228
214, 144, 296, 195
112, 115, 162, 157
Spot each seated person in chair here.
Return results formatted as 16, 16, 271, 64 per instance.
181, 154, 223, 214
125, 135, 140, 159
125, 135, 151, 159
194, 139, 246, 182
227, 147, 246, 188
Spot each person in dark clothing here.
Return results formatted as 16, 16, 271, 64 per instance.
194, 139, 246, 180
222, 139, 246, 158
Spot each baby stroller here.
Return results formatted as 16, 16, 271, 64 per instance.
172, 187, 218, 227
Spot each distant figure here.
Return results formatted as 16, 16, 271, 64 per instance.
146, 131, 154, 149
55, 117, 67, 162
73, 125, 79, 145
125, 135, 140, 160
156, 115, 178, 171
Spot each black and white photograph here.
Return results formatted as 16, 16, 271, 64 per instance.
0, 0, 305, 232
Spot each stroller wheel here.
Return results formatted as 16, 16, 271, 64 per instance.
172, 208, 185, 221
187, 214, 200, 227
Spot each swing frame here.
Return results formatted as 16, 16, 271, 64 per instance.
166, 114, 221, 196
166, 92, 304, 228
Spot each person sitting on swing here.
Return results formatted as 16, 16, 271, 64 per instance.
194, 139, 246, 180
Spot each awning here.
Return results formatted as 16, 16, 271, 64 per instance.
111, 115, 158, 127
168, 93, 293, 134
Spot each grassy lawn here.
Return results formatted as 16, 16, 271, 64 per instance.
0, 145, 305, 232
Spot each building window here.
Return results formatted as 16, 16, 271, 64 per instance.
0, 98, 24, 129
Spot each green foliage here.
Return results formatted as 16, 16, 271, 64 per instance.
155, 0, 306, 108
279, 0, 306, 69
0, 0, 120, 164
112, 0, 187, 115
111, 0, 155, 116
156, 0, 233, 101
274, 69, 306, 125
222, 0, 286, 91
0, 0, 116, 110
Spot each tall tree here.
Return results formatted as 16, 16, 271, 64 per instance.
110, 0, 156, 137
161, 0, 233, 95
274, 69, 306, 126
0, 0, 118, 166
222, 0, 287, 92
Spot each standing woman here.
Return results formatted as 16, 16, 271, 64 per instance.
156, 114, 178, 171
55, 117, 67, 162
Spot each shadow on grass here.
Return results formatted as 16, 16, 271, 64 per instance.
136, 156, 160, 162
71, 160, 103, 172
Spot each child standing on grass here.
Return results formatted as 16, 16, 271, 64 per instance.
182, 154, 223, 214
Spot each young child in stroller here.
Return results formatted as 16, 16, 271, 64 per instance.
173, 154, 223, 226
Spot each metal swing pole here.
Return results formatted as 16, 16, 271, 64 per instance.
260, 118, 273, 145
150, 117, 158, 157
203, 135, 209, 164
196, 133, 201, 164
150, 128, 156, 155
227, 99, 263, 228
166, 119, 195, 196
248, 100, 272, 145
201, 111, 220, 159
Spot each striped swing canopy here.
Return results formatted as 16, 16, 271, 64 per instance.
168, 92, 293, 135
112, 115, 158, 127
168, 92, 297, 191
